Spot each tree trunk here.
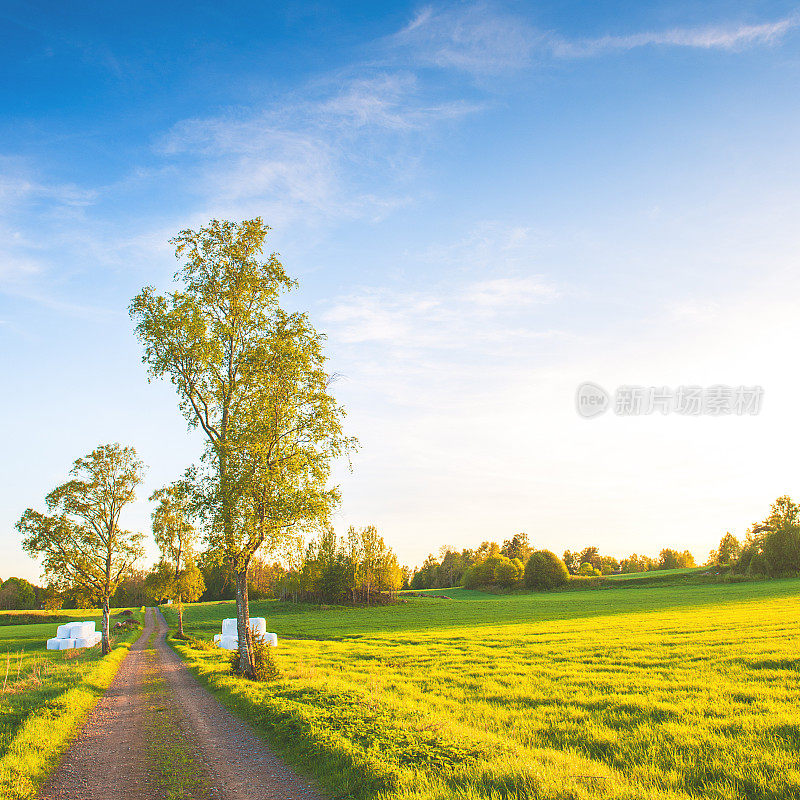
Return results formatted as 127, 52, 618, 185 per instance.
177, 593, 184, 637
101, 597, 110, 655
235, 568, 254, 677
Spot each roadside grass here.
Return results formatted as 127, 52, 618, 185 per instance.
143, 629, 211, 800
166, 579, 800, 800
0, 608, 144, 799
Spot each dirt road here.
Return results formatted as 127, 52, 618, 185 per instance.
41, 608, 326, 800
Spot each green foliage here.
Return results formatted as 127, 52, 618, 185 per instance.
131, 218, 355, 675
16, 444, 145, 654
578, 561, 601, 576
524, 550, 569, 590
619, 553, 658, 573
462, 554, 523, 589
230, 635, 280, 682
500, 532, 532, 562
300, 525, 402, 603
0, 579, 37, 611
658, 548, 695, 570
736, 496, 800, 577
713, 532, 742, 566
411, 548, 475, 589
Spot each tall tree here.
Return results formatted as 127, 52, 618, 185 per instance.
16, 444, 145, 653
150, 481, 205, 637
130, 219, 354, 676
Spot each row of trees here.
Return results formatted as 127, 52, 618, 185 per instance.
17, 220, 356, 673
710, 496, 800, 577
411, 534, 532, 589
411, 536, 698, 590
562, 546, 695, 576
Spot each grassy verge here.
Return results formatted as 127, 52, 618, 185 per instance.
164, 580, 800, 800
0, 609, 144, 800
143, 628, 211, 800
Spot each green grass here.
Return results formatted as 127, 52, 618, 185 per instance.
165, 579, 800, 800
142, 628, 211, 800
0, 608, 144, 799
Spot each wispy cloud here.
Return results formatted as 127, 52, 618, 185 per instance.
462, 277, 559, 307
552, 16, 799, 58
389, 3, 541, 74
388, 3, 799, 76
323, 274, 562, 351
156, 71, 481, 224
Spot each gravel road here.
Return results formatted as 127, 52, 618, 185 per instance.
41, 608, 327, 800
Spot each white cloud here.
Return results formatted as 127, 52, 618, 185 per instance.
463, 277, 559, 307
389, 3, 540, 74
551, 16, 799, 57
156, 71, 480, 224
388, 4, 798, 76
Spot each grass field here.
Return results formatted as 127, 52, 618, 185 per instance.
0, 608, 144, 799
166, 579, 800, 800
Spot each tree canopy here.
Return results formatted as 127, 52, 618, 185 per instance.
16, 443, 145, 653
130, 218, 354, 676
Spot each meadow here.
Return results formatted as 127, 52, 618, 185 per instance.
167, 578, 800, 800
0, 608, 144, 799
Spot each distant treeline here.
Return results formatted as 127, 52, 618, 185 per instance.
195, 525, 403, 605
409, 533, 696, 591
410, 495, 800, 591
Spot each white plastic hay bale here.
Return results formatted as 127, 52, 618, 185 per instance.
249, 617, 267, 636
213, 633, 222, 644
221, 618, 238, 635
74, 637, 91, 649
67, 622, 88, 638
46, 637, 62, 650
91, 632, 102, 645
56, 623, 72, 639
57, 638, 76, 650
82, 620, 96, 634
264, 632, 278, 647
218, 635, 239, 650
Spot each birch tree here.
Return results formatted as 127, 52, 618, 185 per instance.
150, 481, 204, 637
130, 218, 354, 676
16, 444, 145, 653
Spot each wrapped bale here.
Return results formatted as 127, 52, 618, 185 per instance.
56, 624, 72, 639
218, 635, 238, 650
213, 633, 222, 644
67, 622, 90, 638
56, 638, 76, 650
82, 621, 96, 634
249, 618, 267, 637
221, 618, 238, 635
264, 632, 278, 647
46, 638, 62, 650
91, 632, 102, 645
74, 637, 91, 649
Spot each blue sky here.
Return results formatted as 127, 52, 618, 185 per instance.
2, 1, 800, 581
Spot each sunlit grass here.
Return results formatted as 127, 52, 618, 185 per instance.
168, 580, 800, 800
0, 608, 144, 799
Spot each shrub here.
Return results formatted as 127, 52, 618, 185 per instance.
230, 636, 280, 682
525, 550, 570, 590
578, 562, 600, 576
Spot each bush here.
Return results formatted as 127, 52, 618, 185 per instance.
230, 636, 280, 682
525, 550, 570, 590
463, 555, 524, 589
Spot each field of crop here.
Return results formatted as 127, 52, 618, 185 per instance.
167, 579, 800, 800
0, 608, 144, 798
